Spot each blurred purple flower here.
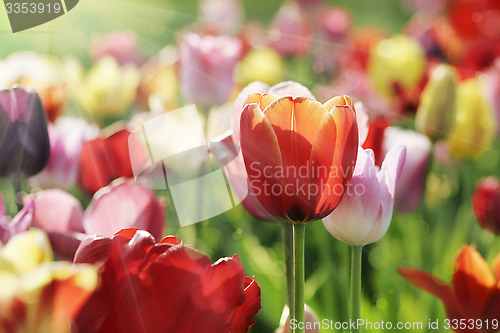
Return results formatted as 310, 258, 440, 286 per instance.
0, 87, 50, 178
383, 127, 432, 213
179, 33, 242, 108
268, 2, 312, 57
0, 195, 34, 244
31, 179, 165, 261
90, 30, 142, 66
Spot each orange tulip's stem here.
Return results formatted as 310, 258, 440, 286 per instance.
292, 223, 306, 333
350, 245, 363, 333
283, 223, 295, 319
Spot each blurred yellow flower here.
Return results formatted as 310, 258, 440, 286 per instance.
68, 56, 140, 118
235, 47, 284, 86
367, 34, 426, 98
416, 64, 458, 141
0, 229, 97, 333
447, 78, 496, 159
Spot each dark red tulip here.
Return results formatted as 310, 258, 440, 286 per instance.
78, 128, 134, 195
361, 117, 390, 166
472, 177, 500, 235
73, 229, 261, 333
0, 86, 50, 177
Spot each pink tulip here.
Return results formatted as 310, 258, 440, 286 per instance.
485, 59, 500, 133
29, 121, 86, 190
323, 146, 406, 246
90, 30, 141, 66
31, 179, 166, 260
179, 33, 242, 108
268, 2, 312, 57
0, 195, 34, 244
212, 81, 314, 221
382, 127, 431, 213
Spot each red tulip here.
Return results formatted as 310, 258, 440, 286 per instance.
239, 95, 358, 223
73, 228, 261, 333
399, 245, 500, 333
472, 177, 500, 235
361, 117, 391, 166
79, 128, 135, 195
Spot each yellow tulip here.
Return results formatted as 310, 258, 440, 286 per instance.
235, 47, 285, 86
416, 64, 458, 141
367, 34, 426, 98
447, 78, 496, 159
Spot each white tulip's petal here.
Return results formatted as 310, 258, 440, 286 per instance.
268, 81, 315, 100
354, 102, 370, 145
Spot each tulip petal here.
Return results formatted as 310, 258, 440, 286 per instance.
399, 268, 473, 328
268, 81, 315, 100
0, 192, 6, 217
230, 276, 262, 333
0, 197, 35, 245
240, 103, 285, 218
310, 103, 358, 218
452, 245, 496, 319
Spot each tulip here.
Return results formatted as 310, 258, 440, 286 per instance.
382, 127, 431, 213
0, 195, 34, 245
90, 30, 141, 66
78, 127, 135, 195
323, 146, 406, 246
400, 245, 500, 332
31, 179, 165, 261
472, 177, 500, 235
268, 2, 312, 57
239, 94, 358, 223
367, 34, 426, 98
29, 121, 86, 190
179, 33, 242, 108
235, 47, 285, 86
447, 78, 496, 159
72, 57, 140, 118
0, 229, 97, 333
416, 64, 458, 141
73, 228, 261, 333
0, 52, 66, 122
0, 86, 50, 178
361, 117, 391, 166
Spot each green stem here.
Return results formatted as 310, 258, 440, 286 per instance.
292, 223, 306, 333
283, 223, 295, 316
12, 173, 23, 212
350, 245, 363, 333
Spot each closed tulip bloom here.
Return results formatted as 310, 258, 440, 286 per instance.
235, 47, 285, 86
0, 87, 50, 178
323, 146, 406, 246
416, 64, 458, 141
472, 177, 500, 235
400, 245, 500, 332
447, 78, 496, 159
73, 229, 261, 333
179, 33, 242, 108
240, 95, 358, 223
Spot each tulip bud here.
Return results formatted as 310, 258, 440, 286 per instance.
367, 34, 426, 98
0, 86, 50, 178
235, 47, 285, 85
179, 33, 242, 108
447, 78, 496, 159
472, 177, 500, 235
416, 64, 458, 141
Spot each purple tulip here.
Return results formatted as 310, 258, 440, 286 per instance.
323, 146, 406, 246
0, 87, 50, 177
0, 194, 34, 244
179, 33, 242, 108
382, 127, 432, 213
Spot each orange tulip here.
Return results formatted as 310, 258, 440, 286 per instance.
239, 94, 358, 223
400, 245, 500, 333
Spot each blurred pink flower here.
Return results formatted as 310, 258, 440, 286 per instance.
200, 0, 244, 34
485, 59, 500, 133
90, 30, 141, 66
212, 81, 314, 221
318, 7, 352, 40
0, 195, 34, 245
31, 179, 165, 260
323, 146, 406, 246
382, 127, 432, 213
179, 33, 242, 107
268, 2, 312, 57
